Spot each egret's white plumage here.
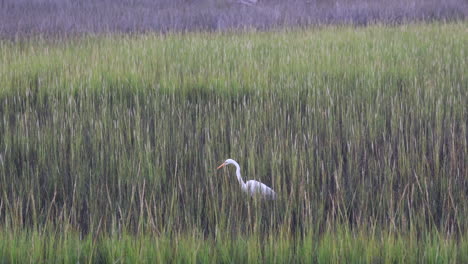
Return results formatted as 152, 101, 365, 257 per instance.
217, 159, 277, 200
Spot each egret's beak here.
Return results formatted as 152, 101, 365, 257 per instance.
217, 162, 226, 170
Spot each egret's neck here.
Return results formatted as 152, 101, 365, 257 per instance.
233, 162, 247, 191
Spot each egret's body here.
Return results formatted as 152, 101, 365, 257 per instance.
217, 159, 277, 200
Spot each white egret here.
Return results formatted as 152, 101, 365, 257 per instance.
217, 159, 277, 200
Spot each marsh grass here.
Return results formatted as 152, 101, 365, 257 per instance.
0, 23, 467, 262
0, 228, 467, 263
0, 0, 466, 37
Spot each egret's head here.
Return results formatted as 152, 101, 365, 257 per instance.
216, 159, 236, 169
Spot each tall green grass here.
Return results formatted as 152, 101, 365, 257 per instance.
0, 23, 467, 261
1, 228, 467, 263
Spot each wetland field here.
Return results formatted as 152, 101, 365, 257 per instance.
0, 7, 467, 262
